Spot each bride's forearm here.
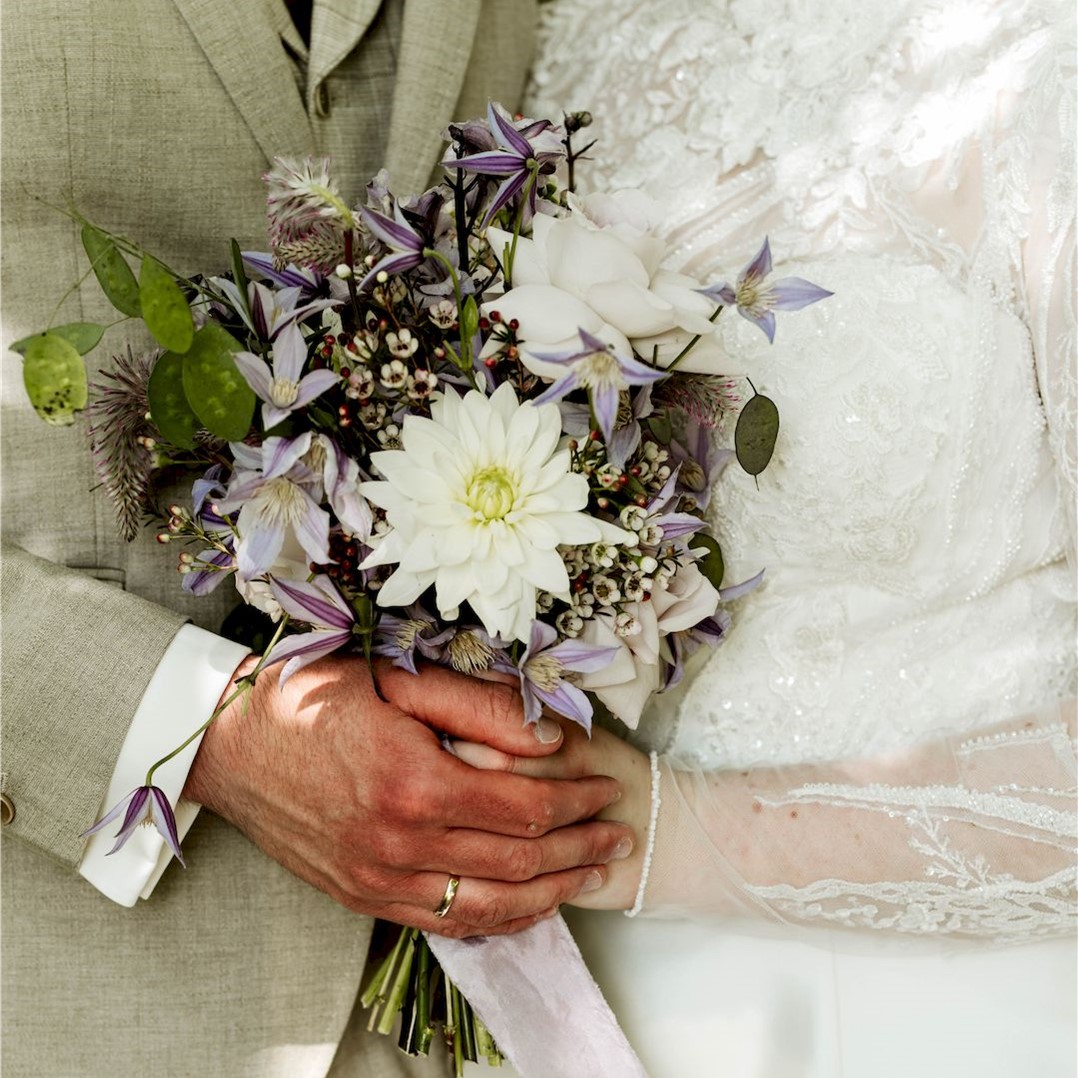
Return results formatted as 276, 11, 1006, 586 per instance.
637, 700, 1077, 934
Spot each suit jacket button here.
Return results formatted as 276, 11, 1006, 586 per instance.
0, 793, 14, 826
314, 81, 331, 118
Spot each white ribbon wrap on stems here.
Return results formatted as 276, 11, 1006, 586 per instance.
427, 914, 649, 1077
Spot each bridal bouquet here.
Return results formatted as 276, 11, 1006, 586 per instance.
15, 103, 829, 1073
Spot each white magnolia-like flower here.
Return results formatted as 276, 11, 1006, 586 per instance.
360, 383, 634, 642
481, 190, 718, 377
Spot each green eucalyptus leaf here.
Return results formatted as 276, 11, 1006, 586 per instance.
694, 533, 725, 590
22, 332, 87, 425
140, 256, 195, 354
10, 322, 105, 357
646, 411, 673, 444
735, 393, 779, 476
81, 225, 141, 317
148, 351, 200, 450
181, 322, 255, 441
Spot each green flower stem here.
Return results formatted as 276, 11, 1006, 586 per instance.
343, 230, 361, 320
475, 1015, 502, 1067
362, 926, 409, 1018
424, 247, 480, 390
503, 165, 539, 288
144, 614, 290, 787
45, 263, 100, 330
377, 929, 418, 1036
415, 935, 434, 1055
664, 304, 724, 373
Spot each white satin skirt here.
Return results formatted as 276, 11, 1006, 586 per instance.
553, 911, 1077, 1078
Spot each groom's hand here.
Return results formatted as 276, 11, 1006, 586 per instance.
184, 656, 633, 937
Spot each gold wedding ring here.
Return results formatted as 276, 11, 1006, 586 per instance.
433, 874, 461, 918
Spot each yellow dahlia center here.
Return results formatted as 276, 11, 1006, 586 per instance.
466, 466, 517, 521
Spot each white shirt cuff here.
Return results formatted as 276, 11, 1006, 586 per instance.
78, 624, 251, 906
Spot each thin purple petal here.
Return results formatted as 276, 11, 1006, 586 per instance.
360, 206, 422, 253
738, 307, 776, 343
546, 641, 620, 674
591, 384, 619, 444
149, 787, 186, 866
654, 512, 707, 539
533, 682, 593, 732
532, 372, 579, 407
740, 237, 772, 285
233, 351, 274, 404
269, 576, 354, 630
358, 251, 424, 291
272, 322, 308, 383
718, 567, 765, 602
242, 252, 322, 291
236, 515, 286, 581
293, 368, 341, 408
488, 101, 534, 158
265, 627, 352, 671
768, 277, 834, 311
450, 150, 526, 176
697, 281, 736, 306
268, 629, 354, 685
80, 787, 138, 838
105, 787, 151, 855
482, 172, 528, 226
607, 421, 641, 471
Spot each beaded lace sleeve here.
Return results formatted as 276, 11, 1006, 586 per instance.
635, 701, 1077, 940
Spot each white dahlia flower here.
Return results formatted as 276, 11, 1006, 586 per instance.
359, 383, 634, 642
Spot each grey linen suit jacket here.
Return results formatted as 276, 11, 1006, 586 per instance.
0, 1, 536, 1074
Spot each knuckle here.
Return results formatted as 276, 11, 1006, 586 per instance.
505, 841, 543, 882
483, 682, 518, 728
470, 892, 512, 929
530, 796, 557, 833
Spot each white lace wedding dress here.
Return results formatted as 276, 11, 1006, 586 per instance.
524, 1, 1077, 1075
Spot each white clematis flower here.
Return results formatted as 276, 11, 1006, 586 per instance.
359, 383, 635, 643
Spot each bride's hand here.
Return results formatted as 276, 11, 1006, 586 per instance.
451, 722, 651, 911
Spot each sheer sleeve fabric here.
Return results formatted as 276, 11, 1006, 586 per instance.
635, 702, 1077, 941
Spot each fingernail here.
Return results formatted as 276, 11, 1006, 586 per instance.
607, 789, 622, 805
609, 837, 633, 861
581, 870, 604, 893
534, 718, 562, 744
535, 907, 558, 923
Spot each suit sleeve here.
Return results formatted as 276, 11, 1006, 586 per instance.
0, 543, 190, 866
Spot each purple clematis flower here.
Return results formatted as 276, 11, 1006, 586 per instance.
216, 433, 330, 581
511, 620, 620, 732
81, 785, 185, 865
213, 276, 338, 343
357, 205, 428, 291
373, 606, 455, 674
447, 102, 564, 225
533, 328, 666, 444
698, 237, 832, 343
233, 322, 339, 430
242, 251, 324, 293
263, 575, 357, 684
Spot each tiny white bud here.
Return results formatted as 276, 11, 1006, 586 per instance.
156, 533, 171, 544
640, 555, 659, 574
335, 262, 353, 279
376, 270, 388, 284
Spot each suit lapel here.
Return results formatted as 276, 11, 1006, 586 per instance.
172, 0, 316, 162
383, 0, 481, 195
307, 0, 384, 104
